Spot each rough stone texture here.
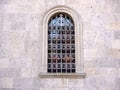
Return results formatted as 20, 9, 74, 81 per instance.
0, 0, 120, 90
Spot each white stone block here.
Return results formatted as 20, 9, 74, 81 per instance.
0, 78, 13, 88
0, 58, 9, 68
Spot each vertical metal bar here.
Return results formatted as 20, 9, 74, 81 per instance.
51, 26, 53, 73
60, 23, 62, 73
70, 25, 72, 73
55, 15, 57, 73
65, 14, 67, 73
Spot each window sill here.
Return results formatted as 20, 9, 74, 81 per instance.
39, 73, 86, 79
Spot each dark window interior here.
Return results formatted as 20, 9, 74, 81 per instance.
48, 13, 75, 73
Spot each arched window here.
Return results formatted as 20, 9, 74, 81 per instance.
48, 13, 75, 73
39, 7, 85, 78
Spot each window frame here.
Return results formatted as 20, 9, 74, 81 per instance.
39, 6, 85, 78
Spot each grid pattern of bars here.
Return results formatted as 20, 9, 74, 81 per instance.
48, 13, 75, 73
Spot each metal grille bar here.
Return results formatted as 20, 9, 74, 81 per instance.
48, 13, 75, 73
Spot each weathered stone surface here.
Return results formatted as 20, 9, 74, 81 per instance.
0, 88, 15, 90
13, 78, 33, 88
114, 31, 120, 39
0, 78, 13, 88
0, 68, 21, 78
0, 58, 9, 68
0, 0, 120, 90
0, 14, 3, 31
86, 77, 120, 90
0, 0, 10, 5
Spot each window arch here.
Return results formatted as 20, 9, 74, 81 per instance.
48, 13, 75, 73
39, 6, 85, 77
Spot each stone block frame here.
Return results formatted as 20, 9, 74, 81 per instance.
39, 6, 85, 78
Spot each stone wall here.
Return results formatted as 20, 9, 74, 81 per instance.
0, 0, 120, 90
